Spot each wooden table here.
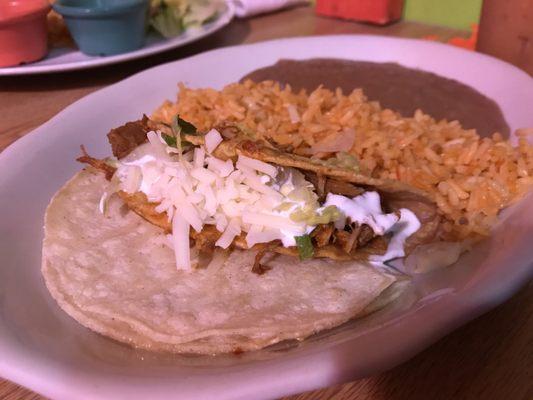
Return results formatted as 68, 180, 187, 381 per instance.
0, 5, 531, 400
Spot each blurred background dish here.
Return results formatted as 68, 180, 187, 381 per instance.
52, 0, 150, 56
149, 0, 227, 38
47, 5, 75, 48
0, 0, 51, 67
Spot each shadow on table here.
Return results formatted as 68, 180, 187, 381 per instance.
321, 283, 531, 400
0, 19, 251, 91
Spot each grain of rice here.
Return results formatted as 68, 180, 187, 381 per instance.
517, 158, 529, 177
447, 179, 470, 200
438, 181, 449, 195
424, 147, 442, 163
443, 138, 465, 147
447, 185, 460, 207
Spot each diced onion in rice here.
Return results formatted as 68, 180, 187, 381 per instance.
285, 103, 300, 123
310, 128, 355, 154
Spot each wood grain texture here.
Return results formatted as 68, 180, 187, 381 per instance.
1, 5, 531, 400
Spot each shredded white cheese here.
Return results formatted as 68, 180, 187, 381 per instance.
98, 191, 109, 214
112, 129, 319, 269
215, 218, 241, 249
172, 214, 191, 270
236, 154, 278, 177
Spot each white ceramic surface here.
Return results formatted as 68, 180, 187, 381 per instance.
0, 36, 532, 400
0, 3, 234, 76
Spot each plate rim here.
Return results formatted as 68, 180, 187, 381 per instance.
0, 2, 235, 76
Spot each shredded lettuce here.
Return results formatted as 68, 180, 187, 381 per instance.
182, 0, 225, 27
150, 0, 225, 38
325, 152, 360, 173
150, 3, 185, 38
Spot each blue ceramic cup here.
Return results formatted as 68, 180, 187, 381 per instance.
53, 0, 149, 56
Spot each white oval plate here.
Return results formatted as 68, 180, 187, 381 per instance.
0, 35, 532, 400
0, 3, 234, 76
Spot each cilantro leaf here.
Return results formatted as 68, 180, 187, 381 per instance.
295, 234, 314, 260
176, 116, 197, 134
161, 133, 177, 148
161, 116, 197, 155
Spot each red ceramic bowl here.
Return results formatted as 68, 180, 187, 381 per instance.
0, 0, 51, 67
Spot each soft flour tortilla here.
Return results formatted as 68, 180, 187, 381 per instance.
42, 168, 398, 354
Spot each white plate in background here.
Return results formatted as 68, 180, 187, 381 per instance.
0, 3, 234, 76
0, 35, 532, 400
